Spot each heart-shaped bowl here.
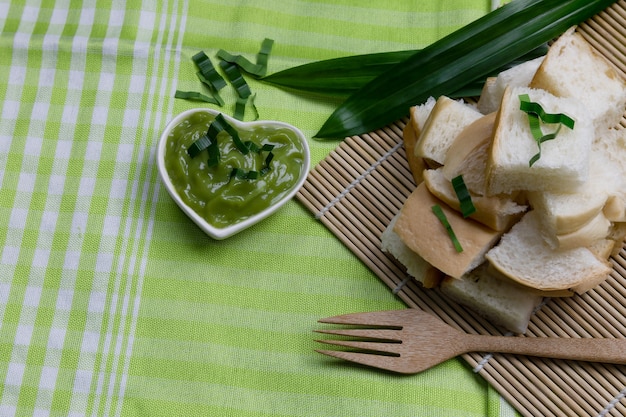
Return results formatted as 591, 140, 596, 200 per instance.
156, 108, 310, 240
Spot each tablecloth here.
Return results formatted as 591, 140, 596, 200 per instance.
0, 1, 521, 416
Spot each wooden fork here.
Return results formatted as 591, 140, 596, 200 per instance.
315, 309, 626, 374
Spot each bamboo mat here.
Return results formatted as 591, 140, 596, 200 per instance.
296, 2, 626, 416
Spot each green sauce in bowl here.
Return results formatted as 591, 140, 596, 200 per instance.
157, 109, 309, 239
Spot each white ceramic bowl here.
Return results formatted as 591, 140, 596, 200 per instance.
156, 108, 310, 240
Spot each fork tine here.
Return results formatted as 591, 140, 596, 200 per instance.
315, 338, 400, 355
316, 349, 410, 374
318, 309, 415, 326
314, 328, 401, 341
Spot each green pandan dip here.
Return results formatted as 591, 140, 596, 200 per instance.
164, 111, 306, 228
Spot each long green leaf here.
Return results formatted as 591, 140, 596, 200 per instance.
261, 46, 548, 98
262, 51, 415, 96
315, 0, 617, 139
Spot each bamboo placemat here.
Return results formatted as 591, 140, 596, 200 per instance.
296, 2, 626, 416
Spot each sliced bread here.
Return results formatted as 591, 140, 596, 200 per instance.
485, 211, 612, 291
381, 214, 443, 288
442, 112, 496, 196
415, 96, 482, 166
402, 119, 426, 185
477, 56, 545, 114
530, 27, 626, 131
486, 86, 593, 195
393, 182, 502, 279
423, 168, 526, 232
440, 262, 543, 334
403, 97, 437, 183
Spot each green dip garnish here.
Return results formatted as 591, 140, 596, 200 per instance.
164, 111, 305, 228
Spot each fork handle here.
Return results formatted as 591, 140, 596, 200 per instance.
465, 334, 626, 364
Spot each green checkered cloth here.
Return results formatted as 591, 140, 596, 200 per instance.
0, 1, 521, 416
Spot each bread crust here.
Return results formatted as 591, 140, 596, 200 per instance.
394, 183, 502, 279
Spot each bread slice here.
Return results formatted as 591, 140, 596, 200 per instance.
402, 121, 426, 185
594, 127, 626, 221
608, 223, 626, 257
403, 98, 437, 184
440, 263, 543, 334
530, 27, 626, 130
553, 211, 612, 250
381, 214, 443, 288
394, 182, 502, 279
477, 56, 545, 114
423, 168, 526, 232
486, 86, 593, 195
485, 211, 612, 292
415, 96, 482, 166
476, 77, 498, 114
408, 96, 437, 137
442, 112, 496, 196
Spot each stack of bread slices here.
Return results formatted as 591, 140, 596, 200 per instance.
382, 27, 626, 334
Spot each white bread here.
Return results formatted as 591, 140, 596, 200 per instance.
587, 239, 615, 262
381, 214, 443, 288
408, 97, 437, 137
527, 128, 626, 248
442, 112, 496, 196
402, 120, 426, 184
609, 223, 626, 257
604, 195, 626, 222
440, 263, 543, 334
393, 182, 502, 279
552, 211, 612, 250
486, 86, 593, 195
423, 168, 526, 232
477, 56, 545, 114
530, 27, 626, 130
594, 127, 626, 221
476, 77, 498, 114
415, 96, 482, 166
485, 211, 612, 291
403, 97, 438, 184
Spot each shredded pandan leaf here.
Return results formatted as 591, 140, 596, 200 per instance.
210, 113, 251, 154
519, 94, 575, 166
206, 141, 220, 167
220, 60, 252, 99
216, 38, 274, 77
431, 204, 463, 253
248, 93, 259, 121
187, 134, 212, 158
230, 167, 259, 181
188, 113, 275, 175
261, 150, 274, 175
234, 96, 249, 122
451, 175, 476, 218
192, 51, 227, 91
195, 73, 225, 106
219, 60, 253, 120
175, 90, 221, 105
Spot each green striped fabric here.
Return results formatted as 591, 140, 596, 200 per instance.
0, 0, 521, 416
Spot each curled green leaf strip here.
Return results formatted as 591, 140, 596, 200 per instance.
192, 51, 226, 91
186, 134, 212, 158
216, 38, 274, 77
518, 94, 575, 167
431, 205, 463, 253
451, 175, 476, 218
175, 90, 221, 105
195, 73, 225, 106
212, 113, 250, 154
